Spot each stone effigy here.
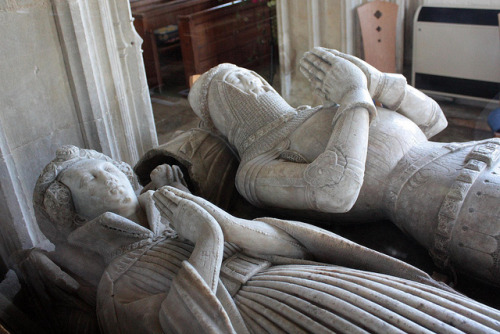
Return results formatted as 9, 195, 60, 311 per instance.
17, 145, 500, 333
176, 47, 500, 288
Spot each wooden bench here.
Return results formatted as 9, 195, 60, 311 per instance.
130, 0, 171, 12
131, 0, 226, 88
178, 0, 274, 84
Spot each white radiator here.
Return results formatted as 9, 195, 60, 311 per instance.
412, 6, 500, 102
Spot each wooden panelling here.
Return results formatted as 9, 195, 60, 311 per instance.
131, 0, 224, 87
178, 1, 273, 83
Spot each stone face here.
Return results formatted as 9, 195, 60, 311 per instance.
59, 159, 140, 220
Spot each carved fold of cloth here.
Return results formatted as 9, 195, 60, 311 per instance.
97, 235, 500, 334
236, 264, 500, 333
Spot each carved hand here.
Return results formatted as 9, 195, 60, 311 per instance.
315, 48, 384, 98
150, 164, 189, 192
300, 47, 369, 105
154, 187, 202, 243
153, 186, 225, 245
153, 186, 224, 291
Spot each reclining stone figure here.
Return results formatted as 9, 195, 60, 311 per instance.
19, 145, 500, 333
178, 47, 500, 287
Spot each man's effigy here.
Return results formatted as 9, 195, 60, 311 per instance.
139, 47, 500, 288
16, 145, 500, 333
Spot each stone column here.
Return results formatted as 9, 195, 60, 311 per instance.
0, 0, 157, 263
51, 0, 158, 164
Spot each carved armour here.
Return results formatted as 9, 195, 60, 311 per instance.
387, 139, 500, 286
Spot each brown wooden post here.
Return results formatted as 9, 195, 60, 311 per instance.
357, 0, 398, 73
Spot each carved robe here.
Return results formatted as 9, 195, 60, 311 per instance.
69, 194, 500, 333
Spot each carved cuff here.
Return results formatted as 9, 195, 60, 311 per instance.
335, 88, 377, 125
373, 73, 407, 111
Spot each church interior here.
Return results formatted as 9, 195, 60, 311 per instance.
1, 0, 500, 333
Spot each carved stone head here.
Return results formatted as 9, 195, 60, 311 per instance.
188, 64, 297, 157
34, 145, 138, 243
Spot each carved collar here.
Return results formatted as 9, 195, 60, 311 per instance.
67, 191, 175, 263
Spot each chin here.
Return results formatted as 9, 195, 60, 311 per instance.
118, 199, 140, 217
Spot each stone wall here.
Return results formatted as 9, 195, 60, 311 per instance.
0, 0, 157, 264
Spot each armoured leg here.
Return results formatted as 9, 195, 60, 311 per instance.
388, 139, 500, 286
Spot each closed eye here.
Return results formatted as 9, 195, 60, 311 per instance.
80, 175, 94, 188
103, 163, 116, 173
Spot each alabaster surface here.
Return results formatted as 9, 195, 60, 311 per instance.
15, 144, 500, 333
184, 47, 500, 288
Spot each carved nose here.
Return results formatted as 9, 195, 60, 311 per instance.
241, 76, 255, 86
96, 169, 114, 181
96, 169, 106, 178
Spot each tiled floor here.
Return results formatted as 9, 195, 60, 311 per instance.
151, 94, 198, 144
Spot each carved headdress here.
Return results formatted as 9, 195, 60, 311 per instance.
33, 145, 136, 242
189, 64, 319, 162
